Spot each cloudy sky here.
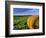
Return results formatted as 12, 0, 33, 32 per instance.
13, 8, 39, 16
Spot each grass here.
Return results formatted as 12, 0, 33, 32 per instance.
13, 16, 39, 30
13, 16, 30, 30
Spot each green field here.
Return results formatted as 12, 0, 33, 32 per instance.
13, 16, 30, 30
13, 16, 39, 30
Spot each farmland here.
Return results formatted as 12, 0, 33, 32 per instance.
13, 16, 39, 30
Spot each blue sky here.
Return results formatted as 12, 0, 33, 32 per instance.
13, 8, 39, 16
